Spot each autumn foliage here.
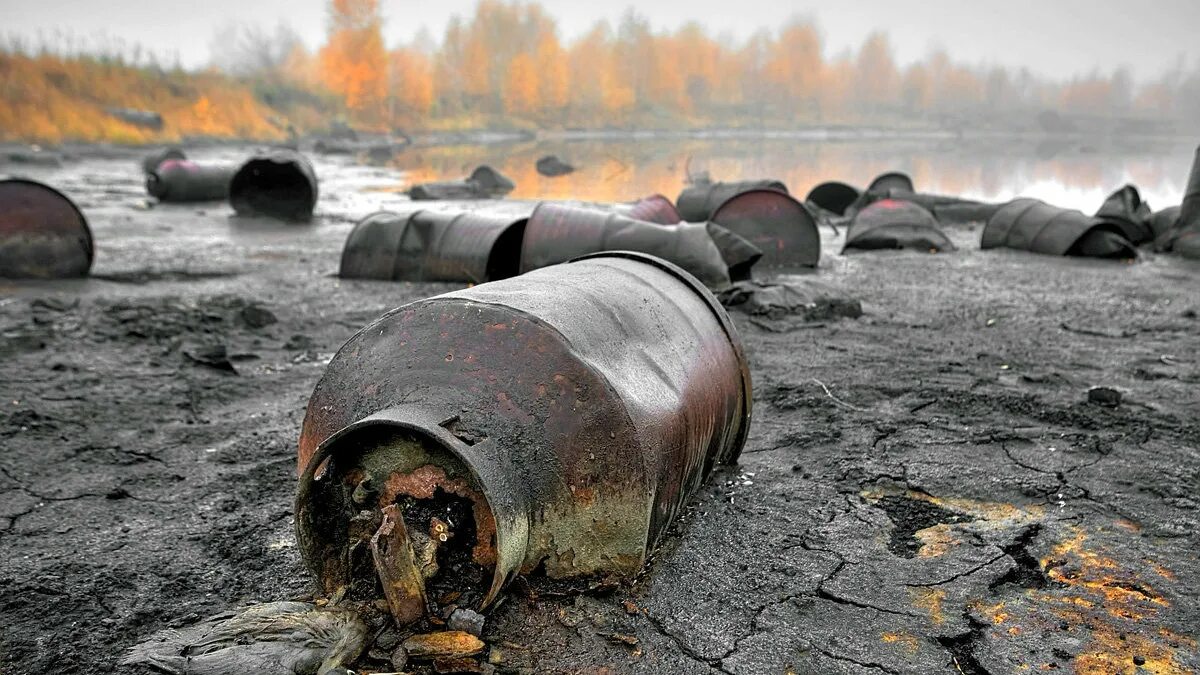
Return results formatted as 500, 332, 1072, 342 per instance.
2, 0, 1200, 143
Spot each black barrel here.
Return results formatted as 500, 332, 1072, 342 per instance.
339, 209, 527, 283
866, 171, 914, 194
843, 199, 955, 253
709, 189, 821, 268
0, 178, 93, 279
520, 203, 731, 288
140, 147, 186, 175
982, 198, 1137, 259
146, 160, 236, 202
676, 179, 789, 222
1095, 185, 1154, 244
296, 252, 751, 622
230, 150, 319, 222
805, 181, 861, 216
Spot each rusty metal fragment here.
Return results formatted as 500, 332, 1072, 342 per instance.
843, 199, 955, 253
676, 179, 789, 222
372, 504, 429, 626
296, 253, 751, 622
705, 222, 762, 281
0, 177, 93, 279
982, 198, 1137, 259
146, 160, 235, 202
339, 209, 526, 283
805, 181, 861, 216
709, 189, 821, 268
402, 631, 485, 659
229, 150, 318, 222
409, 166, 515, 201
610, 194, 681, 224
519, 203, 731, 287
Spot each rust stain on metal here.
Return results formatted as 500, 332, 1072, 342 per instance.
371, 504, 428, 626
0, 177, 93, 279
709, 189, 821, 268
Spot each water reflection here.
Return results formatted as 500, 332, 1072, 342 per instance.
392, 136, 1192, 214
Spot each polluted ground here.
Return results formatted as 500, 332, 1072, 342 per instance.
0, 136, 1198, 675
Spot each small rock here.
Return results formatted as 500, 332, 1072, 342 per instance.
391, 645, 409, 670
1087, 386, 1122, 407
183, 344, 238, 373
240, 304, 278, 329
402, 631, 485, 659
1134, 655, 1146, 666
284, 334, 315, 350
448, 608, 485, 637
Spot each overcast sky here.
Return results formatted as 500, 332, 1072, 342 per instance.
2, 0, 1197, 80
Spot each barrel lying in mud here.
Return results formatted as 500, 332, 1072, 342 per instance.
982, 198, 1137, 259
520, 203, 732, 288
296, 252, 752, 625
339, 209, 527, 282
676, 179, 789, 222
230, 150, 318, 222
866, 171, 914, 194
0, 178, 93, 279
146, 160, 236, 203
805, 181, 861, 216
140, 147, 186, 175
843, 199, 955, 253
409, 166, 515, 201
710, 189, 821, 268
856, 189, 1000, 225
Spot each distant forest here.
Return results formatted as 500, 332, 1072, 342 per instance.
2, 0, 1199, 142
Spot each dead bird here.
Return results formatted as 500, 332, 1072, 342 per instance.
123, 601, 367, 675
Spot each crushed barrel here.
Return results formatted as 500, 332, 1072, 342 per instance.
611, 194, 682, 225
709, 189, 821, 268
1095, 184, 1154, 244
296, 252, 752, 624
843, 199, 955, 253
805, 181, 861, 216
982, 198, 1137, 259
409, 165, 515, 201
519, 203, 731, 288
339, 209, 527, 283
676, 179, 789, 222
146, 160, 236, 203
229, 150, 319, 222
0, 177, 93, 279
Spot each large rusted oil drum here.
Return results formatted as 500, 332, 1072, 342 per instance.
339, 209, 527, 283
982, 198, 1137, 259
676, 179, 789, 222
710, 189, 821, 268
519, 203, 731, 287
296, 252, 751, 618
146, 160, 235, 202
843, 199, 955, 253
230, 150, 318, 222
805, 181, 861, 216
0, 178, 93, 279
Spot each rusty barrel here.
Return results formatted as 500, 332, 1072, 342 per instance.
866, 171, 914, 194
805, 181, 861, 216
0, 178, 93, 279
339, 209, 527, 283
519, 203, 730, 288
843, 199, 955, 253
676, 179, 788, 222
709, 189, 820, 268
146, 160, 236, 202
982, 198, 1136, 259
611, 194, 681, 224
230, 150, 318, 222
140, 147, 186, 175
1095, 185, 1154, 244
296, 252, 752, 616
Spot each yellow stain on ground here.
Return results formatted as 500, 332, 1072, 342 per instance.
909, 588, 946, 625
915, 523, 962, 558
881, 631, 921, 655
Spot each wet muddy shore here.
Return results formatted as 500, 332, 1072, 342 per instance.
1, 150, 1198, 674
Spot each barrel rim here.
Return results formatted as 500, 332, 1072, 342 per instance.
0, 176, 95, 264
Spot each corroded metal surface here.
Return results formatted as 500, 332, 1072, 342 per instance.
519, 203, 730, 287
1158, 145, 1200, 259
866, 171, 914, 194
146, 160, 235, 202
140, 147, 186, 175
676, 179, 789, 222
983, 198, 1137, 258
805, 181, 861, 216
709, 189, 821, 268
843, 199, 955, 253
612, 194, 682, 225
339, 209, 526, 283
296, 253, 751, 613
229, 150, 318, 222
0, 177, 93, 279
1095, 184, 1154, 244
